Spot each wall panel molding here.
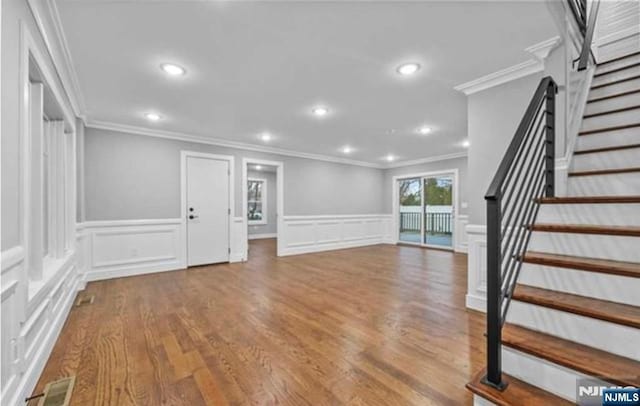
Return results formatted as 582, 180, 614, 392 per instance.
466, 224, 487, 312
280, 214, 393, 256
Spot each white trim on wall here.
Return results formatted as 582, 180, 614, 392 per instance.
279, 214, 393, 256
242, 158, 284, 258
466, 224, 487, 312
391, 168, 461, 252
180, 151, 235, 266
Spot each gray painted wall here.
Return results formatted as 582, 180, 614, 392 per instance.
247, 169, 277, 236
381, 156, 468, 214
1, 0, 74, 249
84, 127, 386, 220
467, 72, 543, 225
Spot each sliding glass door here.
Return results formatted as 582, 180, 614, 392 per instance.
397, 173, 454, 249
398, 178, 422, 243
423, 175, 453, 248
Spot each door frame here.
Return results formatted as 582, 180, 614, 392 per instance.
181, 151, 235, 265
391, 168, 459, 250
241, 158, 284, 257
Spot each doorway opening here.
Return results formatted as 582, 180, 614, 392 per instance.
393, 170, 458, 250
242, 158, 283, 259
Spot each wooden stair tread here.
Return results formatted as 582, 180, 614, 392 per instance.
538, 195, 640, 204
591, 74, 640, 90
574, 143, 640, 155
594, 62, 640, 78
502, 324, 640, 388
523, 251, 640, 278
569, 167, 640, 177
588, 88, 640, 103
466, 368, 573, 406
513, 285, 640, 328
597, 51, 640, 67
579, 122, 640, 135
530, 223, 640, 237
583, 104, 640, 118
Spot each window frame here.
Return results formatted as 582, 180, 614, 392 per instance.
247, 177, 268, 225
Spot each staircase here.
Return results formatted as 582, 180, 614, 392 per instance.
468, 51, 640, 405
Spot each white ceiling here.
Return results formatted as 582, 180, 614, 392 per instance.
57, 0, 557, 166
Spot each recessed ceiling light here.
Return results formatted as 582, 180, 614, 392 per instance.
385, 154, 395, 162
260, 133, 272, 142
397, 63, 420, 76
462, 140, 470, 148
418, 126, 432, 135
160, 63, 186, 76
342, 146, 352, 154
145, 112, 162, 122
312, 106, 329, 117
255, 165, 262, 170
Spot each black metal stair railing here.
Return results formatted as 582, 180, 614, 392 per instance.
568, 0, 600, 71
481, 76, 558, 390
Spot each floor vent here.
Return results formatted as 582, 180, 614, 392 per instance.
75, 294, 94, 307
31, 376, 75, 405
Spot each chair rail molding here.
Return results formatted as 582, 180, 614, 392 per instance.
466, 224, 487, 312
280, 214, 393, 256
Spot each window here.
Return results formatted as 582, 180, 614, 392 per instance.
247, 178, 267, 225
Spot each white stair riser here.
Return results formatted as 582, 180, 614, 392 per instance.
529, 232, 640, 262
472, 395, 496, 406
572, 148, 640, 171
576, 128, 640, 150
502, 347, 589, 402
585, 91, 640, 115
580, 108, 640, 131
591, 66, 640, 88
538, 203, 640, 226
519, 263, 640, 306
596, 54, 640, 75
568, 172, 640, 196
507, 301, 640, 361
588, 77, 640, 99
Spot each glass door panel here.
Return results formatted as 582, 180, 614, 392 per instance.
398, 178, 422, 243
423, 176, 453, 248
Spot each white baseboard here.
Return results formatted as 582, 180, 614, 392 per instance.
248, 233, 277, 240
280, 214, 393, 256
465, 293, 486, 312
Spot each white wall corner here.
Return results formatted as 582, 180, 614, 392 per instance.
455, 215, 469, 253
465, 224, 487, 312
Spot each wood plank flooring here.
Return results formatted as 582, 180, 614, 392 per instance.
33, 239, 485, 405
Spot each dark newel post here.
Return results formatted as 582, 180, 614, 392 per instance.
482, 194, 507, 390
545, 82, 556, 198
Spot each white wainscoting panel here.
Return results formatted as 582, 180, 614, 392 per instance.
230, 217, 246, 263
82, 219, 185, 282
1, 246, 81, 406
466, 224, 487, 312
455, 215, 469, 253
280, 215, 393, 256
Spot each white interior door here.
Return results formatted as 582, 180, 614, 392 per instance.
186, 156, 230, 266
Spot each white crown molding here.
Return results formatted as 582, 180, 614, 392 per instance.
384, 151, 467, 168
86, 120, 388, 168
454, 36, 562, 96
525, 36, 561, 61
26, 0, 87, 119
453, 59, 543, 96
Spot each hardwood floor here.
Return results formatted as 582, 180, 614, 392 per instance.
33, 239, 485, 405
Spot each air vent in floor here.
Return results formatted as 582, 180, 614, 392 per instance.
75, 294, 94, 307
31, 376, 75, 406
